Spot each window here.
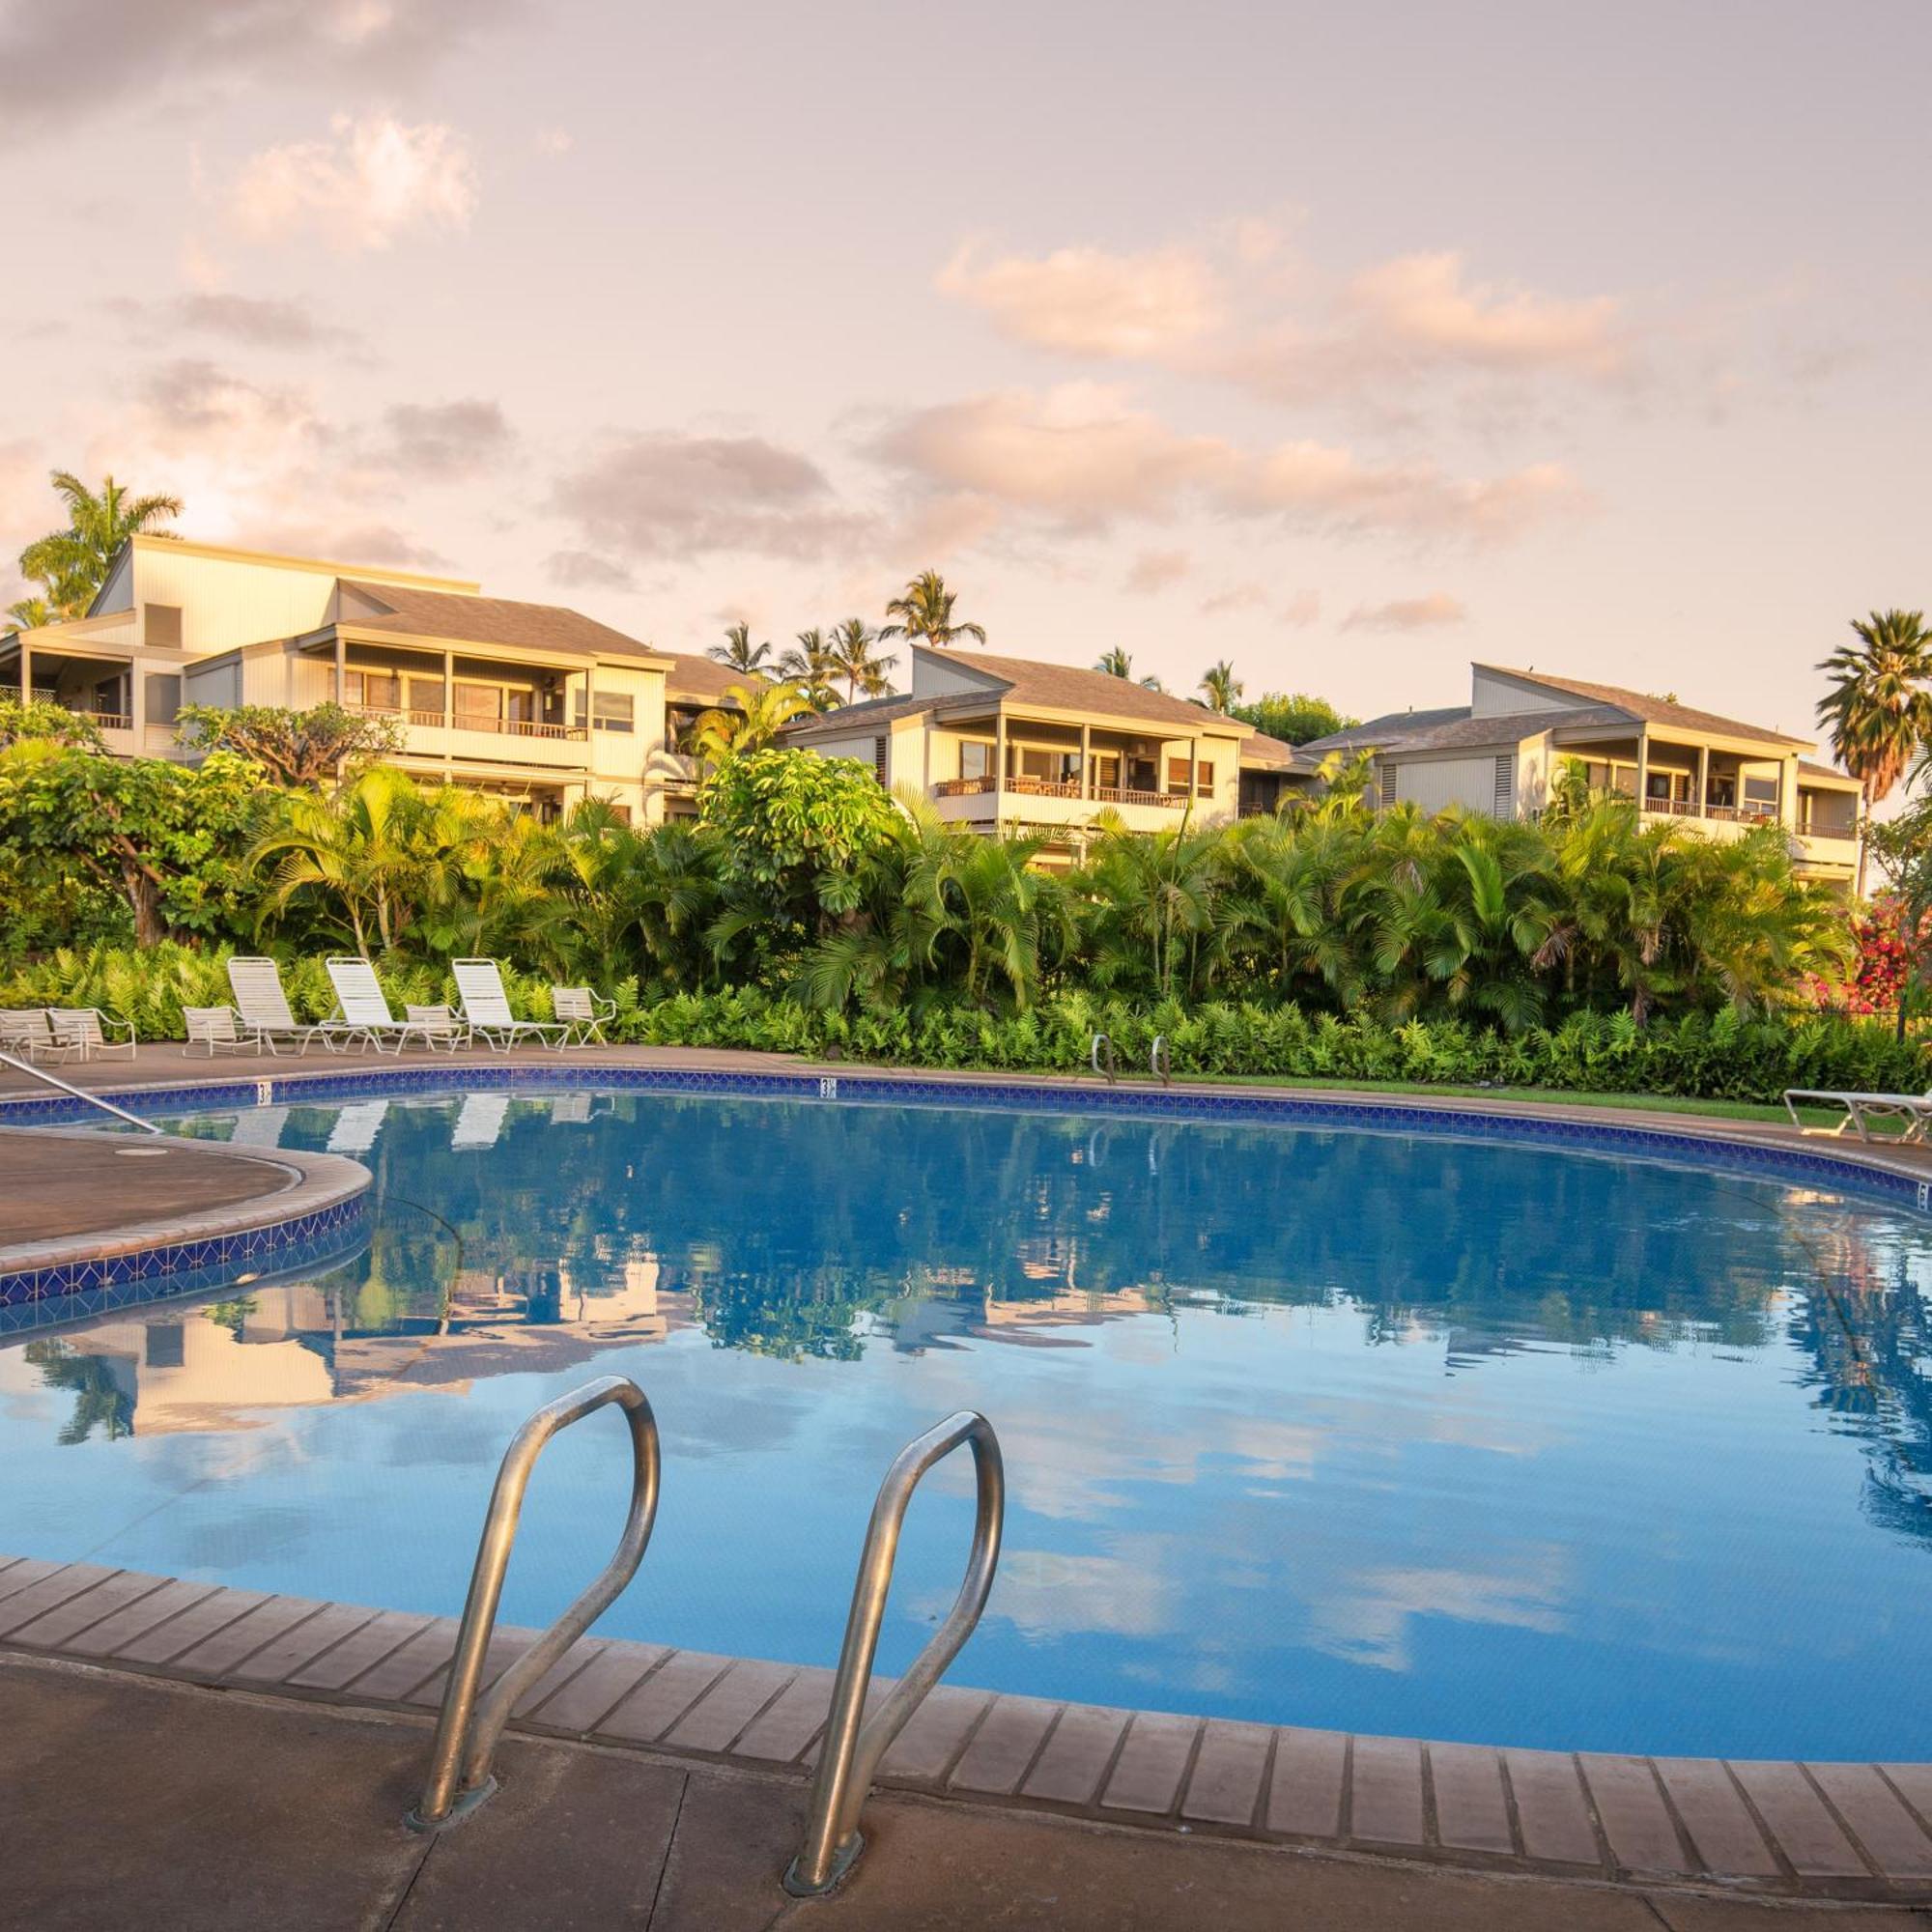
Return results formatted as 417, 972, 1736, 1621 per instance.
959, 740, 993, 781
143, 604, 182, 649
1197, 761, 1215, 792
345, 669, 401, 711
407, 675, 446, 718
145, 673, 182, 725
592, 692, 634, 734
145, 1323, 185, 1368
454, 681, 502, 724
1092, 753, 1121, 789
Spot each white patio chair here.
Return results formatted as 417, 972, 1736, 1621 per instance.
1784, 1086, 1932, 1143
47, 1008, 138, 1062
325, 957, 463, 1055
184, 1007, 251, 1057
550, 1091, 593, 1124
452, 958, 569, 1052
451, 1092, 512, 1150
327, 1099, 391, 1154
551, 986, 617, 1047
226, 956, 342, 1057
0, 1009, 74, 1064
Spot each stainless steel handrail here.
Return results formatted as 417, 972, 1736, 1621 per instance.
0, 1048, 161, 1133
784, 1410, 1004, 1896
1090, 1033, 1117, 1082
1151, 1035, 1172, 1086
408, 1375, 661, 1830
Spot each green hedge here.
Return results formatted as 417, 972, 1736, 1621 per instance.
6, 945, 1923, 1105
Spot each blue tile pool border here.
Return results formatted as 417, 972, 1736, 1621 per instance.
5, 1060, 1931, 1219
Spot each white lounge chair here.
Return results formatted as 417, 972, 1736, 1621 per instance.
226, 956, 341, 1057
183, 1007, 249, 1057
407, 1003, 470, 1048
47, 1008, 137, 1062
452, 958, 569, 1052
327, 1099, 391, 1154
0, 1009, 74, 1064
451, 1092, 512, 1150
325, 957, 465, 1055
1785, 1086, 1932, 1142
552, 986, 617, 1046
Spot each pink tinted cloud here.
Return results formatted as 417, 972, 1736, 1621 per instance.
1340, 591, 1468, 631
937, 241, 1224, 358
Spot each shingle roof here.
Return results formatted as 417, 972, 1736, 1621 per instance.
1799, 757, 1859, 784
660, 652, 752, 704
1236, 729, 1315, 772
782, 693, 939, 737
1474, 664, 1810, 749
340, 580, 663, 662
923, 647, 1248, 732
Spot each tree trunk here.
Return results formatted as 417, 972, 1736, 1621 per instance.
121, 860, 164, 949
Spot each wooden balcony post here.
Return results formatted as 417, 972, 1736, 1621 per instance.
1080, 721, 1092, 800
994, 710, 1007, 835
1696, 744, 1709, 816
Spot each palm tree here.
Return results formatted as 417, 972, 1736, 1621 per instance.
686, 680, 818, 769
777, 628, 842, 709
11, 470, 183, 628
881, 570, 986, 650
829, 617, 897, 702
1094, 646, 1164, 692
1817, 610, 1932, 895
707, 622, 773, 677
1199, 661, 1243, 713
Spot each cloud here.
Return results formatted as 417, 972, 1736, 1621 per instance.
935, 225, 1640, 411
243, 521, 450, 568
1344, 251, 1628, 375
1340, 591, 1467, 631
1125, 548, 1190, 594
1199, 581, 1268, 616
546, 549, 636, 591
108, 293, 359, 352
132, 358, 320, 457
549, 431, 872, 561
869, 383, 1583, 546
533, 128, 573, 156
937, 240, 1223, 358
375, 398, 513, 478
0, 0, 517, 144
228, 114, 477, 252
1280, 589, 1322, 627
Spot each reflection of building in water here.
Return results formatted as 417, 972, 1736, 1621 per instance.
30, 1260, 694, 1436
885, 1240, 1161, 1353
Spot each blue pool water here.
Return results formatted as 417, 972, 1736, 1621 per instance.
5, 1086, 1931, 1760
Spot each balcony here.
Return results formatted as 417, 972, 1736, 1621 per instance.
347, 702, 588, 744
933, 776, 1186, 810
1640, 797, 1778, 824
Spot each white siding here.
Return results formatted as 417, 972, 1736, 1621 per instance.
909, 647, 1005, 698
182, 659, 242, 708
1470, 668, 1581, 717
1391, 754, 1504, 813
128, 550, 342, 655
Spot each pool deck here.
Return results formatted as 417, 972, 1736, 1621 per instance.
2, 1559, 1930, 1923
8, 1046, 1932, 1926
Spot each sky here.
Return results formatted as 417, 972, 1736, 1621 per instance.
2, 0, 1928, 743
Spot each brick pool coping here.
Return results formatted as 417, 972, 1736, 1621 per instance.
0, 1124, 371, 1309
0, 1557, 1927, 1904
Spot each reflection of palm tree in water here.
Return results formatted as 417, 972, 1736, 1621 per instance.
1782, 1214, 1932, 1546
24, 1342, 134, 1444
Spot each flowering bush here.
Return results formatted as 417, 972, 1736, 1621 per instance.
1811, 895, 1926, 1016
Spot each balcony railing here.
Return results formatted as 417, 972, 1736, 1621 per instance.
347, 702, 586, 742
931, 776, 1185, 810
64, 708, 132, 731
1640, 797, 1778, 823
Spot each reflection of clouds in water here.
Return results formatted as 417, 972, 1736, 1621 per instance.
1306, 1552, 1570, 1673
172, 1505, 316, 1572
979, 1542, 1180, 1640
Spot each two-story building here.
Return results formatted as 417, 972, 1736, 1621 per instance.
1298, 662, 1863, 886
0, 535, 741, 822
780, 644, 1304, 861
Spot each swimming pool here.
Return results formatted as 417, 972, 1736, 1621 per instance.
4, 1081, 1930, 1761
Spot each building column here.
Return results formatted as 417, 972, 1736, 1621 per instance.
1634, 730, 1649, 817
1080, 720, 1092, 799
19, 642, 31, 703
1780, 754, 1799, 830
1696, 744, 1710, 818
993, 710, 1008, 835
1188, 738, 1199, 806
333, 633, 346, 704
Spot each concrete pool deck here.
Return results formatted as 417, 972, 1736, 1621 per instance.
2, 1558, 1930, 1919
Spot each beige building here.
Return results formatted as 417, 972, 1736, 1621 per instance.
1300, 663, 1864, 885
782, 644, 1304, 860
0, 535, 741, 823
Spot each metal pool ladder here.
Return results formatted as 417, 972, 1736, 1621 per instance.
784, 1409, 1005, 1896
0, 1048, 162, 1133
408, 1375, 661, 1830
